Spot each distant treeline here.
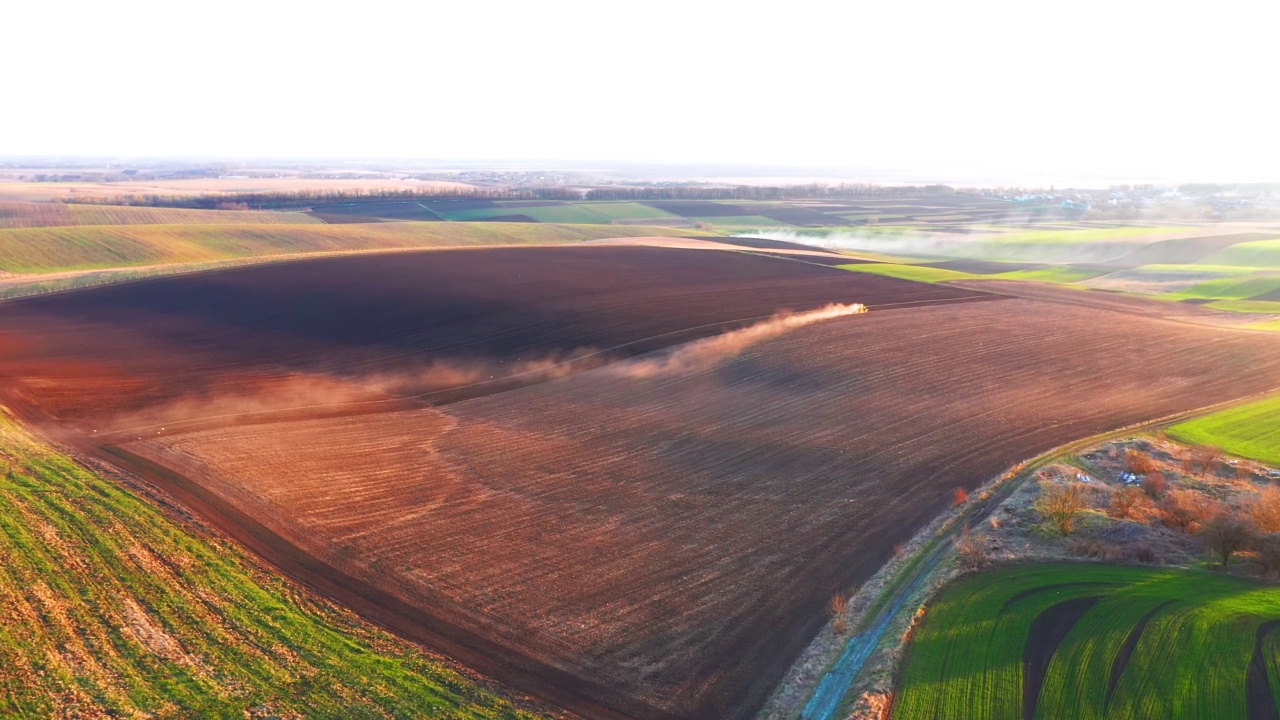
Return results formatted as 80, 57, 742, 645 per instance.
582, 183, 961, 200
61, 183, 970, 210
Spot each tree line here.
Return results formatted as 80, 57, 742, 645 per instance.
60, 183, 971, 210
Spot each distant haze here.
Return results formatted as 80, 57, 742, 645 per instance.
5, 0, 1276, 184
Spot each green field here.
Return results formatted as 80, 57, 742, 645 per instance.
837, 262, 979, 283
0, 222, 709, 273
0, 411, 544, 718
1167, 395, 1280, 466
693, 215, 793, 228
1249, 318, 1280, 332
1199, 239, 1280, 269
894, 564, 1280, 720
577, 202, 676, 221
993, 265, 1111, 283
0, 201, 320, 229
1168, 272, 1280, 301
1204, 298, 1280, 314
429, 204, 618, 224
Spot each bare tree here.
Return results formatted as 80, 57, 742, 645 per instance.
1200, 512, 1253, 567
1109, 486, 1143, 519
1193, 446, 1224, 477
1037, 483, 1089, 535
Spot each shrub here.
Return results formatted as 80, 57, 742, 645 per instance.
1109, 486, 1144, 519
956, 525, 990, 571
1158, 489, 1216, 532
1068, 539, 1157, 564
1142, 473, 1166, 499
1256, 533, 1280, 576
1125, 450, 1158, 476
1251, 485, 1280, 533
953, 487, 969, 507
1038, 483, 1089, 535
828, 593, 849, 635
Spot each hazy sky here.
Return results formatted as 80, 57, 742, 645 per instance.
5, 0, 1276, 183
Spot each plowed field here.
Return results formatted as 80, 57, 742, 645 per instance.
4, 246, 1280, 720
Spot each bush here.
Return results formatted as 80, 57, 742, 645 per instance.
1038, 483, 1089, 535
1255, 533, 1280, 576
1251, 485, 1280, 533
1125, 450, 1158, 476
1068, 539, 1158, 564
953, 487, 969, 507
1158, 490, 1216, 532
1142, 473, 1167, 499
1109, 486, 1144, 519
828, 593, 849, 635
955, 525, 990, 571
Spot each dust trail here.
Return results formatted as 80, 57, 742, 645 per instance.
610, 303, 867, 379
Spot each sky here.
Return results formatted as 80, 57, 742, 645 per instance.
4, 0, 1277, 184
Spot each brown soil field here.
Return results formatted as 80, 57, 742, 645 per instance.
107, 298, 1280, 720
7, 247, 1280, 720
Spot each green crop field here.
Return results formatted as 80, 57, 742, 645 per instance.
0, 411, 545, 719
837, 263, 980, 283
1249, 318, 1280, 332
579, 202, 677, 221
1198, 239, 1280, 270
432, 204, 614, 224
993, 265, 1111, 283
693, 215, 793, 228
894, 564, 1280, 720
1167, 395, 1280, 466
0, 202, 320, 229
1204, 298, 1280, 314
0, 222, 709, 274
987, 226, 1184, 246
1168, 272, 1280, 301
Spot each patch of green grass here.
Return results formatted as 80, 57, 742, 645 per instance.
1247, 318, 1280, 332
694, 215, 793, 228
1204, 298, 1280, 314
987, 226, 1184, 245
1167, 272, 1280, 301
1198, 239, 1280, 270
894, 563, 1280, 720
838, 263, 980, 283
0, 411, 545, 718
581, 202, 677, 221
1167, 395, 1280, 466
992, 266, 1110, 283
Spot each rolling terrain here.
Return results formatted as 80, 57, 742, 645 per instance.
5, 244, 1280, 719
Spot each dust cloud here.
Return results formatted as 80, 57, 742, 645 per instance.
609, 303, 867, 379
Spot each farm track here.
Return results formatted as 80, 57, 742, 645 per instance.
8, 245, 1280, 719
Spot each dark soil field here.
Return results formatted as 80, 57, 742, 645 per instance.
7, 246, 1280, 720
0, 246, 979, 429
